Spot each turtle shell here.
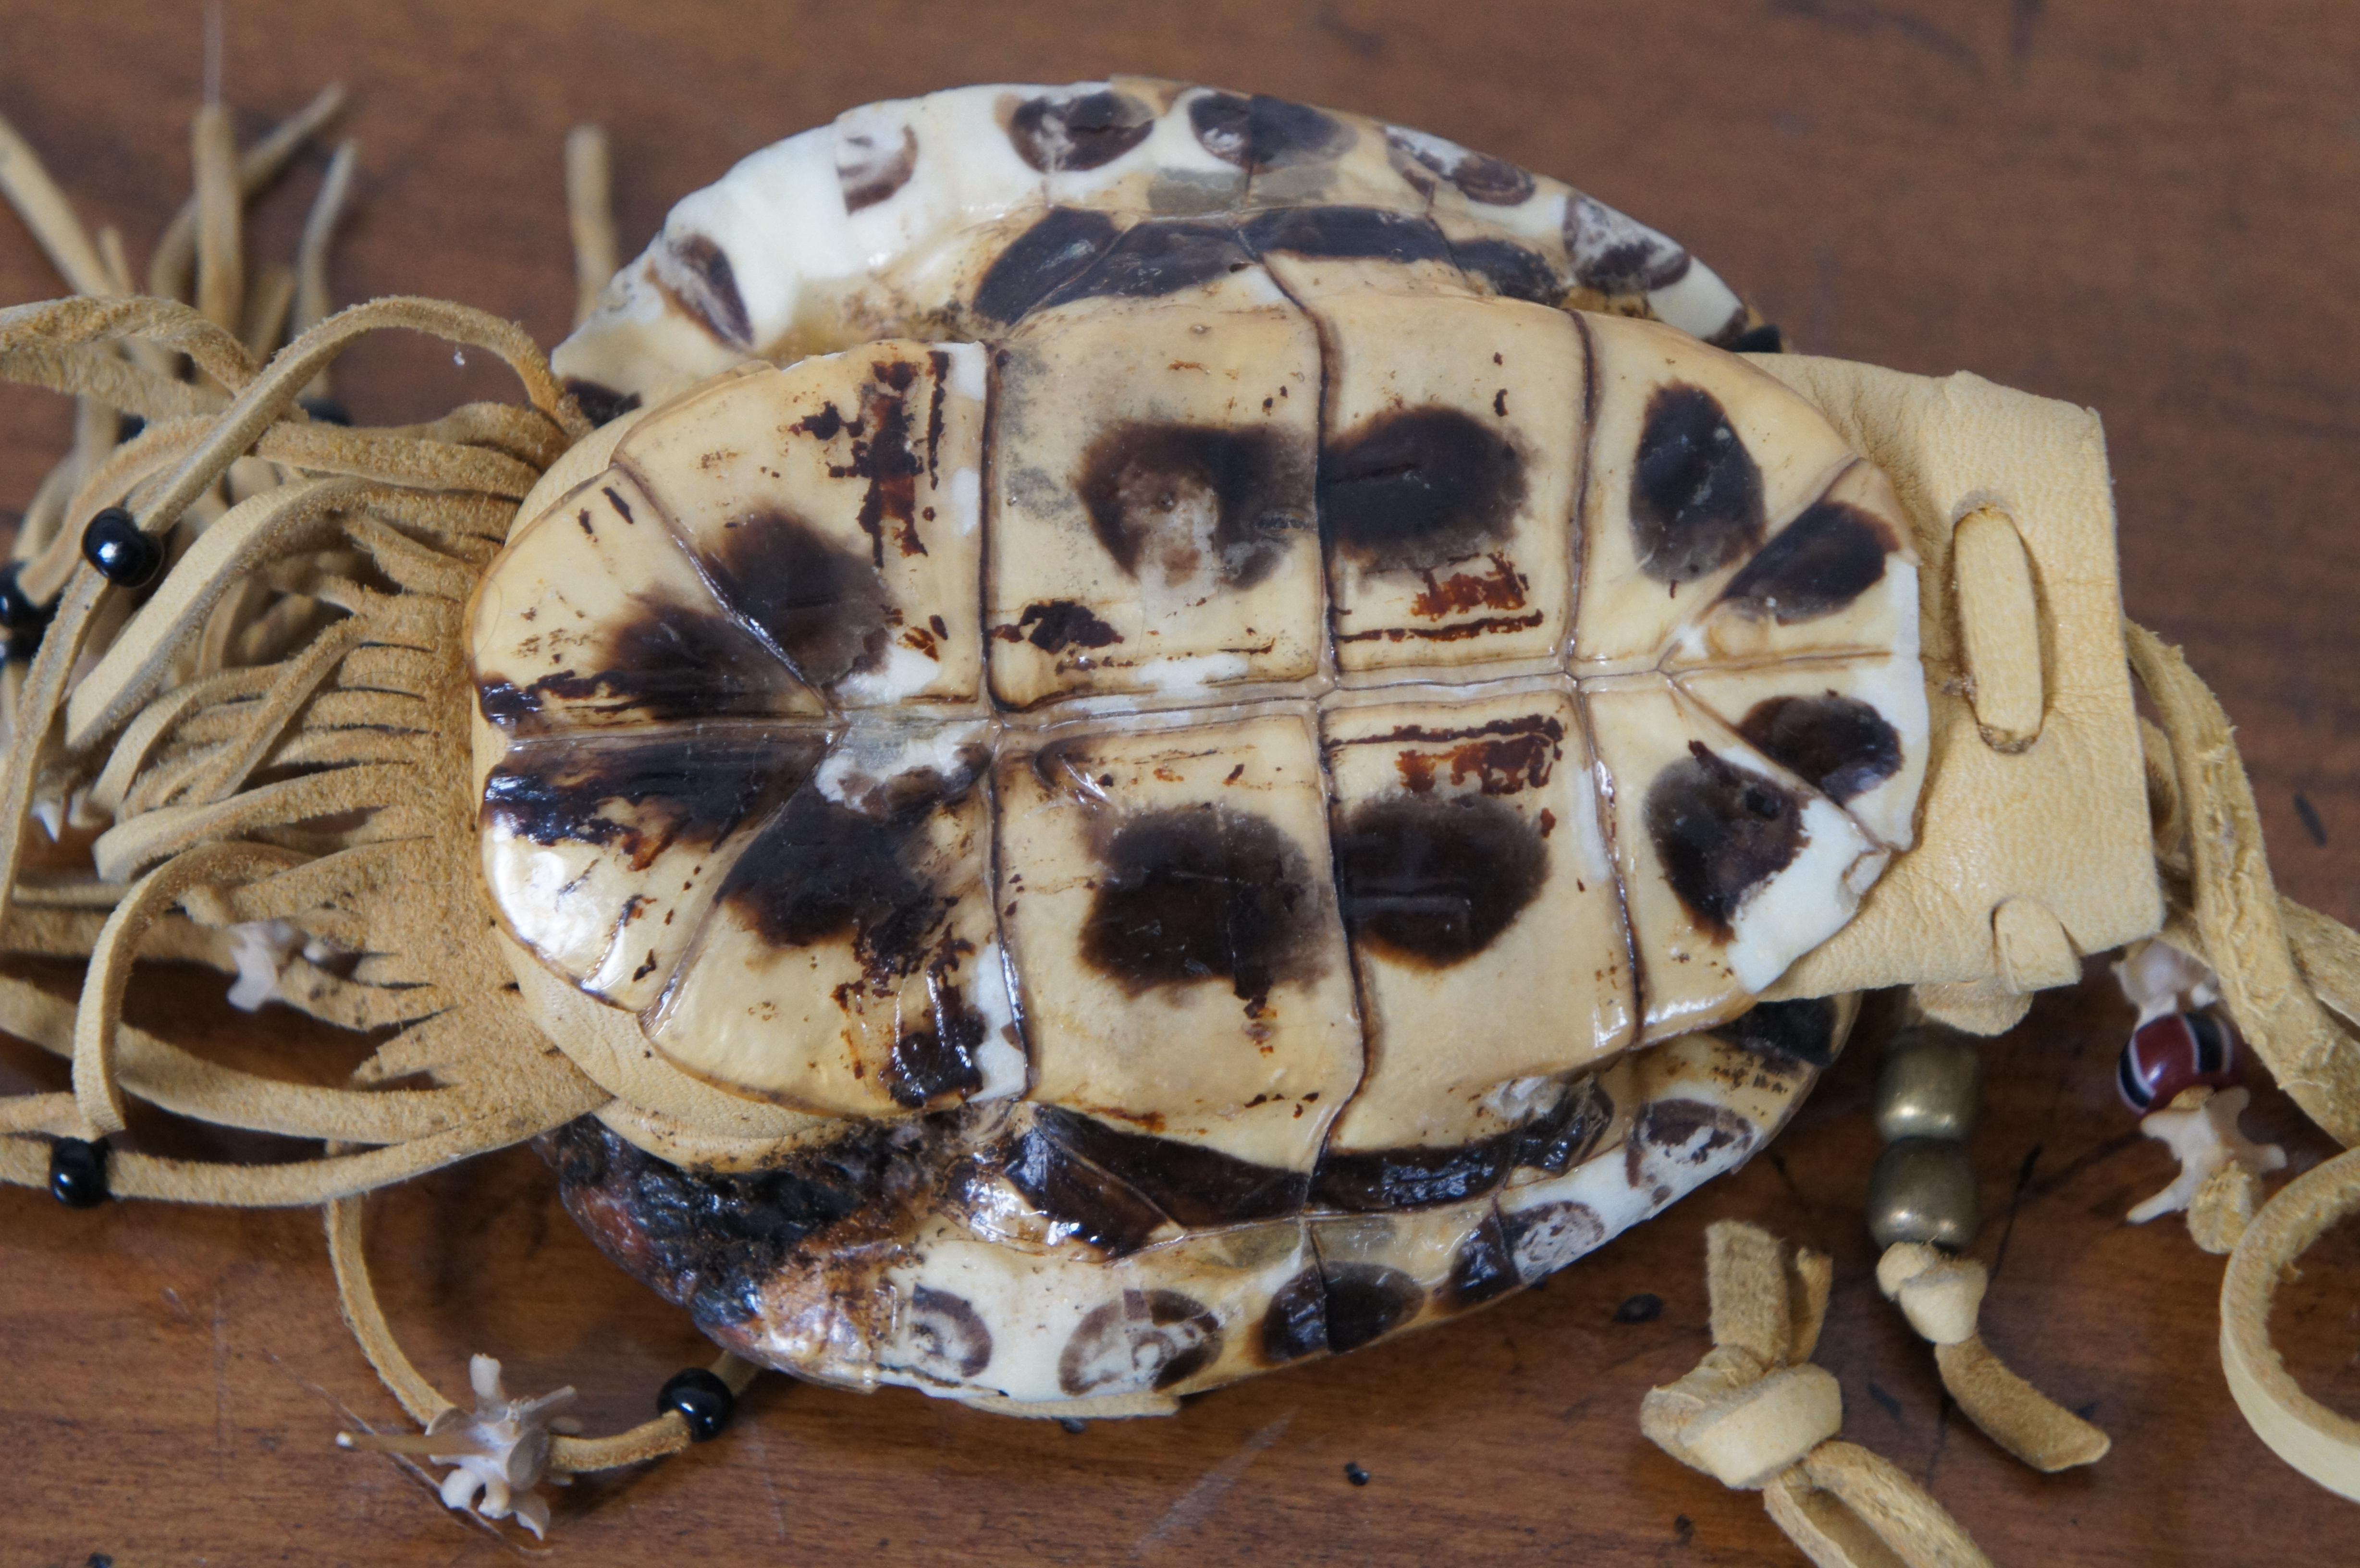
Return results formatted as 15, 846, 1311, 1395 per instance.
473, 83, 1929, 1407
472, 306, 1922, 1404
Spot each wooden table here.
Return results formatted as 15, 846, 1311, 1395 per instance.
2, 3, 2356, 1563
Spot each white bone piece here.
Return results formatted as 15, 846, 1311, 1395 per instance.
339, 1355, 580, 1539
2127, 1086, 2286, 1225
2112, 937, 2221, 1028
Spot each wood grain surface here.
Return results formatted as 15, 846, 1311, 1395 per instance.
2, 3, 2357, 1564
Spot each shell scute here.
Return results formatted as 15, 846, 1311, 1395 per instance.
613, 340, 988, 708
468, 469, 822, 732
1318, 684, 1633, 1158
993, 710, 1362, 1173
985, 282, 1324, 706
481, 727, 824, 1010
644, 729, 1014, 1117
1315, 294, 1584, 672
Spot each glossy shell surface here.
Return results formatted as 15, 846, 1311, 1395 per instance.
553, 77, 1769, 410
473, 82, 1929, 1408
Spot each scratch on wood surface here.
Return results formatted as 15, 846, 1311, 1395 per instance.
745, 1423, 792, 1544
1128, 1410, 1295, 1560
1312, 3, 1386, 58
212, 1293, 231, 1475
1767, 0, 1985, 77
2009, 0, 2044, 79
1922, 1392, 1958, 1485
1988, 1141, 2044, 1282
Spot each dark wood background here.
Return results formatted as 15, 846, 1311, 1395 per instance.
2, 2, 2357, 1563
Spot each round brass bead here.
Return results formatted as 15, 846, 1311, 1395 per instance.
1867, 1137, 1979, 1250
1873, 1026, 1983, 1143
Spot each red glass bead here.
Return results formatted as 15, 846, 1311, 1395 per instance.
2117, 1010, 2239, 1111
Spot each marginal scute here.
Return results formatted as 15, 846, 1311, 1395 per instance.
1188, 91, 1352, 171
1057, 1289, 1224, 1395
1442, 1212, 1522, 1309
1563, 192, 1691, 294
1384, 125, 1537, 208
902, 1286, 995, 1379
1315, 1260, 1426, 1353
1006, 88, 1158, 173
659, 233, 755, 347
554, 78, 1758, 401
1716, 997, 1843, 1068
1260, 1265, 1329, 1363
837, 113, 919, 212
1501, 1199, 1607, 1282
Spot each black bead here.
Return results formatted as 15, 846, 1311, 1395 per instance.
1612, 1291, 1664, 1324
658, 1367, 734, 1442
116, 411, 147, 443
49, 1136, 111, 1208
1727, 322, 1786, 354
0, 563, 54, 660
81, 508, 164, 589
299, 396, 354, 427
1344, 1462, 1371, 1487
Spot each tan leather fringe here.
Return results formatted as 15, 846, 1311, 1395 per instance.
193, 104, 244, 333
148, 85, 348, 305
0, 109, 116, 295
1643, 1223, 1993, 1567
1874, 1244, 2109, 1472
565, 125, 617, 329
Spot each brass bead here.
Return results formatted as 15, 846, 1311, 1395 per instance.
1867, 1138, 1979, 1250
1873, 1026, 1983, 1143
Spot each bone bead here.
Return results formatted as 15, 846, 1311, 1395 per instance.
1878, 1249, 1987, 1344
1867, 1138, 1979, 1250
1873, 1025, 1982, 1143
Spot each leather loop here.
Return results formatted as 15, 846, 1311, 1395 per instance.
2220, 1146, 2360, 1502
1953, 504, 2044, 748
